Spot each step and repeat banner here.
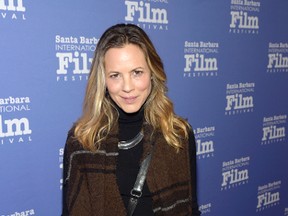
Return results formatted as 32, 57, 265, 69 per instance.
1, 1, 288, 215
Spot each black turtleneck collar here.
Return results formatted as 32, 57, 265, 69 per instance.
115, 104, 144, 124
114, 104, 144, 141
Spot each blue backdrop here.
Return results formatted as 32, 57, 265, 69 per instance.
1, 1, 288, 215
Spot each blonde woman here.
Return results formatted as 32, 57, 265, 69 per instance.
62, 23, 201, 216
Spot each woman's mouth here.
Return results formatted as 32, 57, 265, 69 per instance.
121, 96, 137, 104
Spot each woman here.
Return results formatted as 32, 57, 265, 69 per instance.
62, 23, 201, 216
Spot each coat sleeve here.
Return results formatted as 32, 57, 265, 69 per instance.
188, 129, 202, 215
62, 127, 80, 216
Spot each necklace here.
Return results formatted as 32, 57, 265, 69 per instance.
118, 131, 144, 150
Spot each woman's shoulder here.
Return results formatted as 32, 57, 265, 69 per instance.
64, 126, 85, 153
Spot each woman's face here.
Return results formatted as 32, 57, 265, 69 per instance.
104, 44, 152, 113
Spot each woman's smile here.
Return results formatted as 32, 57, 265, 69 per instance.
105, 44, 152, 113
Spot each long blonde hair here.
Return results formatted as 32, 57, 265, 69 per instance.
74, 23, 190, 152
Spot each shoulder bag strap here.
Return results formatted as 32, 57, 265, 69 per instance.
127, 152, 153, 216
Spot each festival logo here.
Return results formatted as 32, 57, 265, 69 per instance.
0, 96, 32, 145
261, 114, 286, 145
225, 82, 255, 115
55, 35, 99, 82
221, 156, 250, 191
0, 0, 27, 20
229, 0, 260, 34
199, 202, 212, 215
1, 208, 36, 216
256, 180, 281, 212
267, 42, 288, 73
285, 207, 288, 216
124, 0, 169, 31
194, 126, 215, 159
183, 41, 219, 78
59, 147, 64, 190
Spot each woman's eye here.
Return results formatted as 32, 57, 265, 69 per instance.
109, 73, 120, 79
133, 70, 143, 76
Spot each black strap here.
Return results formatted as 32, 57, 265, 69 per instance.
127, 153, 153, 216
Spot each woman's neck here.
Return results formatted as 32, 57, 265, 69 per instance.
115, 105, 144, 141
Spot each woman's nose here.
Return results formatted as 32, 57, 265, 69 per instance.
122, 76, 134, 93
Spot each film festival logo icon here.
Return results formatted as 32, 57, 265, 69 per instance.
285, 207, 288, 216
229, 0, 260, 34
261, 114, 286, 145
3, 209, 36, 216
194, 126, 215, 159
0, 96, 32, 145
55, 35, 98, 82
199, 203, 212, 215
124, 0, 169, 31
0, 0, 26, 20
221, 156, 250, 191
0, 115, 32, 145
183, 41, 219, 78
267, 42, 288, 73
256, 180, 281, 212
225, 82, 255, 115
59, 147, 64, 190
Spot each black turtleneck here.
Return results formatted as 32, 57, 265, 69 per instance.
116, 106, 154, 215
